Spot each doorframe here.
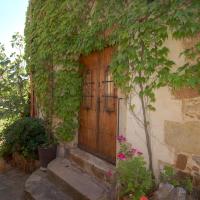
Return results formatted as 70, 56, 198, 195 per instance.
78, 52, 120, 164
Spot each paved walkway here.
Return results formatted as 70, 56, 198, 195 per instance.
0, 168, 29, 200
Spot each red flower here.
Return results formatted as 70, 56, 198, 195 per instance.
140, 196, 148, 200
117, 153, 126, 160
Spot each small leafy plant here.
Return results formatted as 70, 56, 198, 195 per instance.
161, 166, 193, 193
116, 135, 153, 200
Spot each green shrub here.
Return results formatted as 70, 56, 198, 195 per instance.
0, 117, 48, 159
161, 166, 193, 193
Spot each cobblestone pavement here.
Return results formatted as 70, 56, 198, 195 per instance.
0, 168, 29, 200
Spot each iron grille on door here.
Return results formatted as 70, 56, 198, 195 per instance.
103, 67, 117, 112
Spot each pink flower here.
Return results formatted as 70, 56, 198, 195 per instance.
106, 170, 113, 177
131, 148, 143, 156
131, 148, 137, 155
140, 196, 148, 200
117, 153, 126, 160
117, 135, 126, 143
137, 151, 143, 156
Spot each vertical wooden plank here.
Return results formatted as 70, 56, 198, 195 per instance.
98, 47, 117, 164
79, 52, 99, 154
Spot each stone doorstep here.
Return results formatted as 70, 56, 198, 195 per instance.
68, 148, 116, 184
47, 158, 111, 200
24, 169, 73, 200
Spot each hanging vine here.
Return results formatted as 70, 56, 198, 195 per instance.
25, 0, 200, 168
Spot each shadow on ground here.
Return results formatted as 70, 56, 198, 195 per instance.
0, 168, 29, 200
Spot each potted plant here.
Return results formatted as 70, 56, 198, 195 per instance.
38, 118, 57, 170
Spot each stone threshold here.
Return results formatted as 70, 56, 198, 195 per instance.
68, 148, 116, 185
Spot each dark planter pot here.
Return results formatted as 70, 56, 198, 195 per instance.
38, 145, 57, 168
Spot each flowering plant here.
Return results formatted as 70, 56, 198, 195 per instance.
116, 135, 153, 200
117, 135, 143, 161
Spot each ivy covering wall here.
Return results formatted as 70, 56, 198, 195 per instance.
25, 0, 200, 142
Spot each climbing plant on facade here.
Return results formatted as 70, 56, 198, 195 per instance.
25, 0, 200, 171
109, 0, 200, 171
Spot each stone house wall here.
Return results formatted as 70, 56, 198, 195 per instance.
120, 35, 200, 184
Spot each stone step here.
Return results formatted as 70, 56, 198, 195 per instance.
24, 169, 73, 200
68, 148, 116, 185
47, 158, 111, 200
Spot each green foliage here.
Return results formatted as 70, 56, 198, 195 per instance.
117, 157, 153, 200
110, 0, 200, 108
25, 0, 83, 141
25, 0, 200, 141
161, 165, 179, 186
0, 117, 47, 159
161, 166, 193, 193
0, 33, 28, 120
117, 138, 153, 199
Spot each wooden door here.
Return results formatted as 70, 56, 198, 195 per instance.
79, 48, 117, 164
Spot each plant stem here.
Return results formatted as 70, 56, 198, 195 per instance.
139, 39, 154, 175
139, 79, 153, 174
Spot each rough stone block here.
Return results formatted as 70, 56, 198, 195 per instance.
183, 97, 200, 121
192, 166, 199, 172
165, 121, 200, 154
69, 148, 115, 184
25, 169, 73, 200
186, 167, 192, 173
151, 185, 187, 200
167, 187, 186, 200
155, 183, 174, 199
172, 87, 200, 99
57, 144, 69, 158
70, 153, 85, 169
176, 170, 192, 180
48, 158, 111, 200
193, 174, 200, 187
189, 188, 200, 199
192, 156, 200, 166
176, 154, 188, 170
